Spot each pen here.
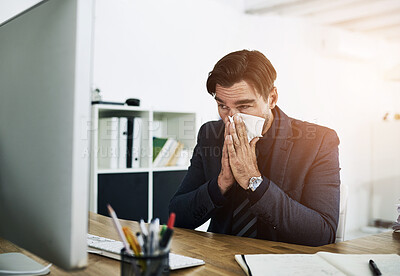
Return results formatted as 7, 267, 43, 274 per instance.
148, 218, 159, 255
153, 218, 160, 253
122, 226, 141, 256
159, 227, 173, 250
136, 232, 144, 250
107, 204, 133, 255
123, 227, 146, 270
159, 213, 175, 250
139, 219, 149, 254
139, 219, 149, 237
149, 229, 155, 255
160, 225, 167, 237
369, 259, 382, 276
167, 212, 175, 229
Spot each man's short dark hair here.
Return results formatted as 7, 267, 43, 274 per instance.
206, 50, 277, 101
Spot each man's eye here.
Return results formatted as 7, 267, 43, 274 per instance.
239, 105, 250, 109
218, 104, 229, 110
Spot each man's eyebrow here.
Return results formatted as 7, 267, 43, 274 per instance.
214, 97, 255, 105
214, 96, 225, 103
234, 99, 255, 105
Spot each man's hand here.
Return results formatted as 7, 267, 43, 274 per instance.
218, 118, 235, 195
226, 114, 261, 190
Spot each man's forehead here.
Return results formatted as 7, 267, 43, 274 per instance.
215, 81, 253, 91
214, 83, 259, 104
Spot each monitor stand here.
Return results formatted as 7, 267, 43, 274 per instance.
0, 252, 51, 275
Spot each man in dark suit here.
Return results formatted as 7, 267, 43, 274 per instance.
169, 50, 340, 246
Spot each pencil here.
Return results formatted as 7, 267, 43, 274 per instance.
122, 226, 141, 256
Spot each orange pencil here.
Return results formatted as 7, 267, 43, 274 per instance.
122, 226, 141, 256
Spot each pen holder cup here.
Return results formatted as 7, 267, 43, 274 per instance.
120, 249, 169, 276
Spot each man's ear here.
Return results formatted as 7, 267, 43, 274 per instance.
268, 87, 278, 109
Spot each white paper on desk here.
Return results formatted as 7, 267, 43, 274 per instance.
235, 252, 400, 276
236, 254, 344, 276
228, 113, 265, 143
317, 252, 400, 276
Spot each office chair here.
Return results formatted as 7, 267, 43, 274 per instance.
335, 183, 348, 243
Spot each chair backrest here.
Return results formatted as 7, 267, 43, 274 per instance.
335, 183, 348, 242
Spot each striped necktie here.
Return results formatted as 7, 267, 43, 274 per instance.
231, 188, 257, 238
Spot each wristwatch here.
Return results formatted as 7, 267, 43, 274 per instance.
248, 176, 263, 192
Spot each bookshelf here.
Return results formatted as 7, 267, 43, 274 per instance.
90, 104, 197, 223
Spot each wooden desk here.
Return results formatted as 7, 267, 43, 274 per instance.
1, 212, 399, 275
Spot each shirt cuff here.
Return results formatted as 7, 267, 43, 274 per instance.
208, 176, 228, 207
247, 176, 270, 205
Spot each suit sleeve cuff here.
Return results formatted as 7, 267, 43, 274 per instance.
208, 176, 228, 207
247, 176, 270, 205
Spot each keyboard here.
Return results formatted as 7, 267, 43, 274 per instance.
87, 234, 205, 270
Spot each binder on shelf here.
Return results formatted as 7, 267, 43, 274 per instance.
131, 117, 142, 168
98, 117, 119, 169
127, 118, 134, 168
118, 117, 128, 169
126, 117, 143, 168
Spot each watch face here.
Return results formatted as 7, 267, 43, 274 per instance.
248, 183, 254, 191
249, 177, 262, 191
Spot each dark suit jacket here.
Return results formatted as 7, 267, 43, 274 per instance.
169, 106, 340, 246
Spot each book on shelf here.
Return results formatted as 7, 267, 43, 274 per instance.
166, 141, 184, 166
235, 252, 400, 276
153, 138, 175, 167
153, 137, 169, 162
98, 117, 119, 169
153, 137, 184, 167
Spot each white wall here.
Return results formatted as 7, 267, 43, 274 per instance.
4, 0, 398, 237
93, 0, 400, 236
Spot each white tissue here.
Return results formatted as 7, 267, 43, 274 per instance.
228, 113, 265, 143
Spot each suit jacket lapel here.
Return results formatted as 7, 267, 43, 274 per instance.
268, 106, 293, 190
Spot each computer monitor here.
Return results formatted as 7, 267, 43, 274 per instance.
0, 0, 93, 270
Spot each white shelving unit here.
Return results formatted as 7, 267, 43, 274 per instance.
90, 104, 197, 222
